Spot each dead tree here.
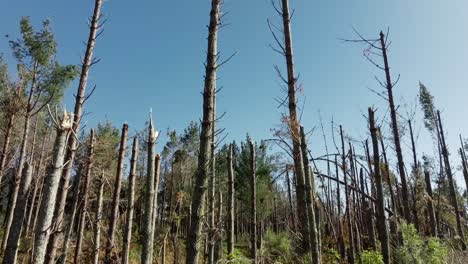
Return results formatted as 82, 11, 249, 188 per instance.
2, 162, 32, 264
105, 123, 128, 262
141, 114, 158, 264
227, 144, 235, 257
270, 0, 310, 252
369, 108, 390, 264
45, 1, 104, 262
123, 137, 138, 264
185, 1, 221, 263
32, 109, 73, 264
93, 171, 105, 264
73, 129, 95, 264
459, 135, 468, 195
152, 154, 161, 240
249, 140, 257, 263
300, 126, 320, 263
436, 111, 466, 249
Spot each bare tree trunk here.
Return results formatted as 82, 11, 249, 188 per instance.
141, 115, 158, 264
459, 135, 468, 195
278, 0, 310, 252
214, 191, 223, 261
369, 108, 390, 264
104, 123, 128, 262
72, 130, 95, 264
152, 154, 161, 241
286, 167, 296, 232
123, 137, 138, 264
185, 1, 220, 263
227, 144, 235, 257
93, 171, 104, 264
436, 111, 466, 249
208, 142, 216, 264
249, 140, 257, 264
45, 1, 103, 262
2, 162, 33, 263
32, 111, 72, 264
379, 31, 411, 224
340, 126, 355, 264
424, 170, 438, 237
300, 126, 320, 263
335, 156, 346, 260
408, 120, 420, 231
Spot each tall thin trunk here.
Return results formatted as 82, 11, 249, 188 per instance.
32, 111, 72, 264
93, 171, 104, 264
152, 154, 161, 241
208, 142, 216, 264
424, 170, 438, 237
227, 144, 235, 257
437, 111, 466, 249
335, 156, 346, 260
379, 31, 411, 224
300, 126, 320, 263
249, 140, 257, 263
185, 1, 220, 263
45, 1, 103, 261
105, 123, 128, 262
279, 0, 310, 252
408, 120, 420, 231
123, 137, 138, 264
340, 126, 355, 264
2, 162, 33, 263
141, 115, 157, 264
286, 167, 296, 232
369, 108, 390, 264
459, 135, 468, 192
0, 114, 14, 186
73, 129, 94, 264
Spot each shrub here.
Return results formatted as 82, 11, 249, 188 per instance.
360, 250, 384, 264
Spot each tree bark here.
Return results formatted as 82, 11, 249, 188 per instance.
123, 137, 138, 264
32, 111, 72, 264
249, 140, 257, 263
379, 31, 411, 224
0, 114, 14, 187
44, 1, 103, 261
424, 170, 438, 237
436, 111, 466, 249
369, 108, 390, 264
105, 123, 128, 262
2, 162, 32, 263
93, 171, 104, 264
185, 1, 220, 263
227, 144, 235, 257
300, 126, 320, 263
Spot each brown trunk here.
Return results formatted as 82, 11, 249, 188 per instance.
185, 1, 220, 263
105, 123, 128, 262
379, 31, 411, 224
459, 135, 468, 193
424, 170, 438, 237
369, 108, 390, 264
437, 111, 466, 249
123, 137, 138, 264
0, 114, 14, 186
227, 144, 235, 257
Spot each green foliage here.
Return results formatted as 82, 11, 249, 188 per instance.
395, 223, 448, 264
419, 82, 437, 132
323, 248, 340, 264
360, 250, 384, 264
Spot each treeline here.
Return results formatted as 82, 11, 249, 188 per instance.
0, 0, 467, 263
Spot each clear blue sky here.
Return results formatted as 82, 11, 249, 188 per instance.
2, 0, 468, 184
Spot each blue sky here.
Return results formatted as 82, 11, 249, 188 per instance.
2, 0, 468, 184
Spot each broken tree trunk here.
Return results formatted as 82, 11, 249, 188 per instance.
369, 108, 390, 264
105, 123, 128, 262
32, 110, 73, 264
123, 137, 138, 264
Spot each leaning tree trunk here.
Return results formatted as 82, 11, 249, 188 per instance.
2, 162, 33, 264
123, 137, 138, 264
185, 1, 220, 263
249, 140, 257, 264
227, 144, 235, 257
105, 123, 128, 262
459, 135, 468, 196
369, 108, 390, 264
279, 0, 310, 252
300, 126, 320, 263
45, 1, 103, 262
424, 170, 438, 237
141, 115, 157, 264
408, 120, 420, 231
32, 111, 72, 264
437, 111, 466, 249
93, 171, 104, 264
379, 31, 411, 224
73, 130, 95, 264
